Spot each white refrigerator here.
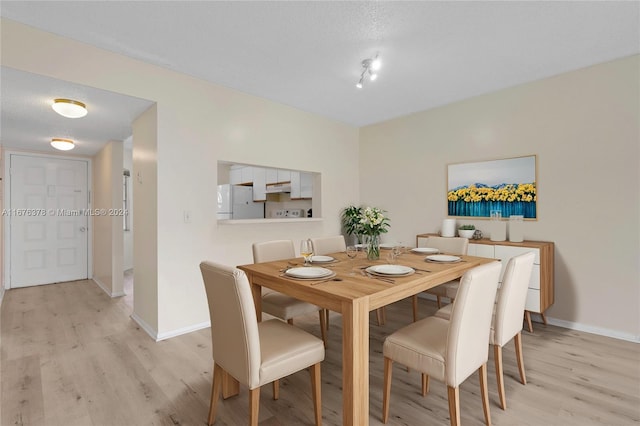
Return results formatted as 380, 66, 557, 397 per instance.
217, 184, 264, 219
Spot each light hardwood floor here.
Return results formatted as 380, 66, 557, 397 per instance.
1, 279, 639, 425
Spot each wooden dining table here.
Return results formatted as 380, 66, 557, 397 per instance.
236, 249, 495, 425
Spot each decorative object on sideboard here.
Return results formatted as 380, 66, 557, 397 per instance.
489, 210, 507, 242
457, 224, 476, 239
472, 229, 483, 240
441, 218, 456, 237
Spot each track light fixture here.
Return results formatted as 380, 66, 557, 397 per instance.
356, 53, 381, 89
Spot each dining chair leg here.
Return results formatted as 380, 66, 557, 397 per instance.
447, 386, 460, 426
309, 363, 322, 426
376, 308, 386, 326
514, 332, 527, 385
494, 345, 506, 410
524, 311, 533, 333
272, 379, 279, 400
249, 387, 260, 426
221, 367, 239, 399
412, 295, 419, 322
318, 310, 328, 348
436, 295, 443, 309
382, 357, 393, 423
324, 309, 330, 329
208, 362, 223, 426
421, 373, 430, 396
479, 363, 492, 426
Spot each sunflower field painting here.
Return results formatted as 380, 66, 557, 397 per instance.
447, 155, 537, 219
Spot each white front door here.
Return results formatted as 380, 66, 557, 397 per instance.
8, 154, 89, 288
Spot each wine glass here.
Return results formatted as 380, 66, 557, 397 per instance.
346, 245, 358, 275
300, 239, 314, 266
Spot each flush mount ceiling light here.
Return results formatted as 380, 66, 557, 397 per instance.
356, 53, 381, 89
50, 138, 75, 151
51, 98, 88, 118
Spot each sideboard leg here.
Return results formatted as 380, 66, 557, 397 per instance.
524, 311, 533, 333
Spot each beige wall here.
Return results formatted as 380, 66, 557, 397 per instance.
360, 55, 640, 340
123, 147, 133, 271
132, 105, 159, 333
4, 19, 636, 341
1, 20, 360, 338
92, 141, 124, 297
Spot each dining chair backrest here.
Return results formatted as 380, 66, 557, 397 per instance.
200, 261, 261, 389
425, 236, 468, 255
493, 252, 535, 347
446, 261, 501, 388
252, 240, 295, 263
310, 235, 347, 255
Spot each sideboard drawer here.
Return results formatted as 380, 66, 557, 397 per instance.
525, 288, 541, 312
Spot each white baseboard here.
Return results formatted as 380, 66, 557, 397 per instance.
417, 292, 639, 343
156, 321, 211, 342
544, 316, 640, 344
131, 312, 158, 341
130, 313, 210, 342
92, 278, 125, 298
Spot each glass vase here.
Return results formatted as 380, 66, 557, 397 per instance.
366, 234, 380, 260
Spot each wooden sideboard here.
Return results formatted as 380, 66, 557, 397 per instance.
416, 233, 554, 332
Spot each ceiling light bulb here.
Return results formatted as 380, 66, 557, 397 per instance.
51, 138, 75, 151
371, 57, 381, 71
52, 99, 88, 118
370, 73, 378, 81
356, 81, 363, 89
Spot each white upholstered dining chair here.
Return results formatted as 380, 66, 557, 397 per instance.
382, 261, 502, 426
413, 236, 469, 321
252, 240, 327, 347
200, 261, 325, 426
310, 235, 347, 256
435, 251, 535, 410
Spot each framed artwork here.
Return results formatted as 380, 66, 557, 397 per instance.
447, 155, 537, 219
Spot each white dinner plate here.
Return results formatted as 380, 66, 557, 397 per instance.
310, 255, 335, 263
366, 264, 415, 276
425, 254, 461, 263
285, 267, 333, 279
411, 247, 439, 254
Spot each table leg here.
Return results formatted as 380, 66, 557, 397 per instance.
342, 298, 369, 426
250, 279, 262, 322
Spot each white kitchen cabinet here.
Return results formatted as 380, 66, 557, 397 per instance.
230, 165, 253, 185
229, 167, 242, 185
277, 169, 291, 183
241, 166, 253, 184
300, 172, 313, 198
289, 171, 312, 199
290, 171, 301, 199
252, 167, 266, 201
266, 168, 278, 184
417, 234, 554, 332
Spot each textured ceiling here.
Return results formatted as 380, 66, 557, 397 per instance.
1, 1, 638, 154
